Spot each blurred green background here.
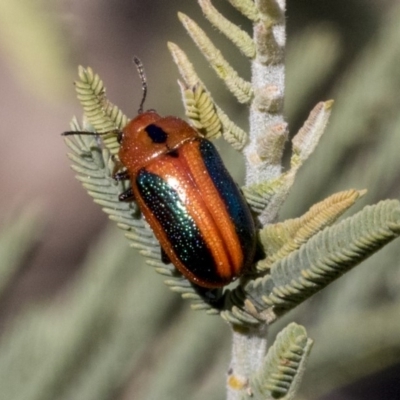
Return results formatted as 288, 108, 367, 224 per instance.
0, 0, 399, 399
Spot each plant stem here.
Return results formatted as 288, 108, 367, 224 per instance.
245, 0, 287, 187
227, 326, 268, 399
227, 1, 287, 398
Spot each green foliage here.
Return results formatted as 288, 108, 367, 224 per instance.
247, 323, 313, 399
62, 1, 400, 398
177, 13, 253, 104
259, 190, 365, 268
66, 64, 400, 332
168, 42, 248, 149
199, 0, 256, 58
245, 200, 400, 322
1, 0, 400, 399
74, 67, 128, 155
180, 82, 223, 140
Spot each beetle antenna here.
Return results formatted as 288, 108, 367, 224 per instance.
133, 56, 147, 114
62, 129, 123, 143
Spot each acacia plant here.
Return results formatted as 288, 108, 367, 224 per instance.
63, 0, 400, 398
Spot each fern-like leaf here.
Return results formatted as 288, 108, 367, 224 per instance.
291, 101, 334, 170
242, 177, 285, 215
247, 323, 312, 399
74, 66, 128, 155
245, 100, 334, 224
168, 42, 248, 149
178, 81, 222, 140
178, 12, 253, 104
199, 0, 256, 59
258, 189, 366, 270
227, 0, 260, 22
245, 200, 400, 322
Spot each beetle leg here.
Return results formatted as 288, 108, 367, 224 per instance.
119, 187, 135, 202
114, 170, 130, 181
112, 157, 127, 178
161, 248, 171, 264
192, 286, 224, 307
254, 238, 266, 263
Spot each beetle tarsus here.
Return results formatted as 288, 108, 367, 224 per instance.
192, 285, 224, 308
161, 248, 171, 264
114, 170, 130, 181
119, 187, 135, 202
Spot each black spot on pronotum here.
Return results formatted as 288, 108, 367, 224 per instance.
145, 124, 168, 143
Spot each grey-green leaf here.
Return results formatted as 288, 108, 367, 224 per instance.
245, 200, 400, 321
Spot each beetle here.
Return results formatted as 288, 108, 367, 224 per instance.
64, 57, 257, 288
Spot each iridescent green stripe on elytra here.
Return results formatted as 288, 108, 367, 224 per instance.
136, 169, 222, 283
